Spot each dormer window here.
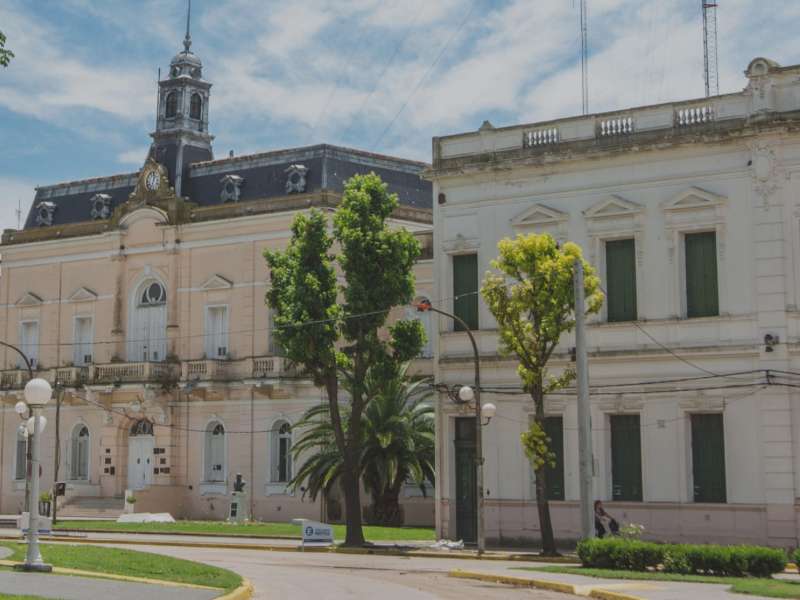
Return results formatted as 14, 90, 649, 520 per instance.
165, 92, 178, 118
190, 93, 202, 119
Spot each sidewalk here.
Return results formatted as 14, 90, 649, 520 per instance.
0, 570, 220, 600
449, 564, 784, 600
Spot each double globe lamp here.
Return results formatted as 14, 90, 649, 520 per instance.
14, 378, 53, 573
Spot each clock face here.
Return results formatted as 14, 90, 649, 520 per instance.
145, 170, 160, 191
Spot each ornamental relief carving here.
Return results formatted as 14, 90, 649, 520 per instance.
749, 141, 787, 207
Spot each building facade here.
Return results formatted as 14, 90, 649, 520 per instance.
428, 57, 800, 548
0, 32, 435, 525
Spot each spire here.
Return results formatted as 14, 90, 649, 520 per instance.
183, 0, 192, 53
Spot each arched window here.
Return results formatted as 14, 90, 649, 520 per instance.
190, 93, 202, 119
14, 427, 27, 481
271, 420, 292, 483
70, 424, 90, 480
204, 421, 225, 482
165, 91, 178, 118
129, 278, 167, 362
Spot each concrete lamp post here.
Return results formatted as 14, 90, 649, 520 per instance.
14, 377, 53, 573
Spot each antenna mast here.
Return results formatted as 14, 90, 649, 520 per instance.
702, 1, 719, 97
580, 0, 589, 114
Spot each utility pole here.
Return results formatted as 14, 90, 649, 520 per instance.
702, 1, 719, 97
579, 0, 589, 115
574, 259, 594, 540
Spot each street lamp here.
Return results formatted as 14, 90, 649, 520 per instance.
14, 377, 53, 573
416, 300, 492, 554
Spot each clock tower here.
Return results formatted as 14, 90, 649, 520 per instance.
150, 0, 213, 198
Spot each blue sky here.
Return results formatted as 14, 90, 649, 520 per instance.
1, 0, 799, 231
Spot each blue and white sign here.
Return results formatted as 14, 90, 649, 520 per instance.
293, 519, 334, 546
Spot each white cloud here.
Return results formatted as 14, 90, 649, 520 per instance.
117, 147, 150, 167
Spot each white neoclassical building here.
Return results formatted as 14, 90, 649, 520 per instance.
427, 57, 800, 548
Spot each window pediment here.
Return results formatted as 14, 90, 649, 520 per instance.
16, 292, 43, 307
662, 187, 726, 212
201, 274, 233, 290
510, 203, 568, 228
68, 287, 98, 302
584, 195, 642, 220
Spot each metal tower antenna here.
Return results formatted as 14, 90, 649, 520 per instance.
702, 1, 719, 97
580, 0, 589, 114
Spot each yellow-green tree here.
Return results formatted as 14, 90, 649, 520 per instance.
482, 233, 602, 555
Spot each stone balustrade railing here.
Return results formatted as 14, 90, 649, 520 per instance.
445, 95, 733, 162
0, 355, 300, 390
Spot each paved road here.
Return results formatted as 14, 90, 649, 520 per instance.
110, 544, 567, 599
0, 570, 219, 600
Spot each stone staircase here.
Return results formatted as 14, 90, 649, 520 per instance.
57, 496, 125, 520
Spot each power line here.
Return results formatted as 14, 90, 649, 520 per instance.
370, 0, 475, 151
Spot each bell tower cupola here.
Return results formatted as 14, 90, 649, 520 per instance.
149, 0, 213, 197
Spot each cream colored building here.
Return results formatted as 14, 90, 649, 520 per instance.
0, 34, 434, 525
427, 57, 800, 548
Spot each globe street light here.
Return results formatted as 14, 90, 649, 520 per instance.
15, 377, 53, 573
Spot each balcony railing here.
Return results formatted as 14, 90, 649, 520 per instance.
0, 355, 301, 390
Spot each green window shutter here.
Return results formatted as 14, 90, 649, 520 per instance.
453, 254, 479, 330
543, 416, 565, 501
606, 239, 637, 322
610, 415, 643, 501
685, 232, 719, 318
691, 414, 726, 503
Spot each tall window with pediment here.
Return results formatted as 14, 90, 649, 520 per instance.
270, 421, 292, 484
70, 424, 90, 480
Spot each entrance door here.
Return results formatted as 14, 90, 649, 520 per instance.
454, 417, 477, 544
128, 435, 154, 490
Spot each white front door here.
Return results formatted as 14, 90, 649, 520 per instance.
128, 435, 154, 490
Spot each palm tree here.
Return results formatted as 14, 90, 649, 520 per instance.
290, 363, 435, 526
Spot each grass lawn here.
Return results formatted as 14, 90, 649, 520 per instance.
54, 519, 436, 541
524, 566, 800, 598
0, 541, 242, 592
0, 596, 59, 600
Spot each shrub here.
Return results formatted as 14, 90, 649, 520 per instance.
578, 537, 785, 578
577, 538, 663, 571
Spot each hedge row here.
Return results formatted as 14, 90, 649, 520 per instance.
577, 537, 786, 578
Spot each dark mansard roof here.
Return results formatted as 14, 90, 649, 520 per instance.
24, 144, 432, 230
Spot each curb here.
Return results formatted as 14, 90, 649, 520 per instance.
448, 569, 645, 600
55, 528, 298, 541
35, 534, 580, 564
215, 578, 254, 600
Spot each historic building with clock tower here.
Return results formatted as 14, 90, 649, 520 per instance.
0, 10, 434, 525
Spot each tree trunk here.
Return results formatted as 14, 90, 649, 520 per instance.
370, 490, 403, 526
341, 456, 365, 546
533, 385, 558, 556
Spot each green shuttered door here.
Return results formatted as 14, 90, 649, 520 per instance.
606, 239, 637, 322
685, 232, 719, 318
544, 416, 565, 501
611, 415, 643, 501
691, 413, 726, 503
453, 254, 479, 330
454, 418, 477, 543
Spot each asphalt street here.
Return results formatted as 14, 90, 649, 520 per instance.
108, 544, 566, 599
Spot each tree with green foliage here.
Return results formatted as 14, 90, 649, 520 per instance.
265, 172, 425, 546
481, 233, 603, 555
0, 31, 13, 68
290, 362, 435, 526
